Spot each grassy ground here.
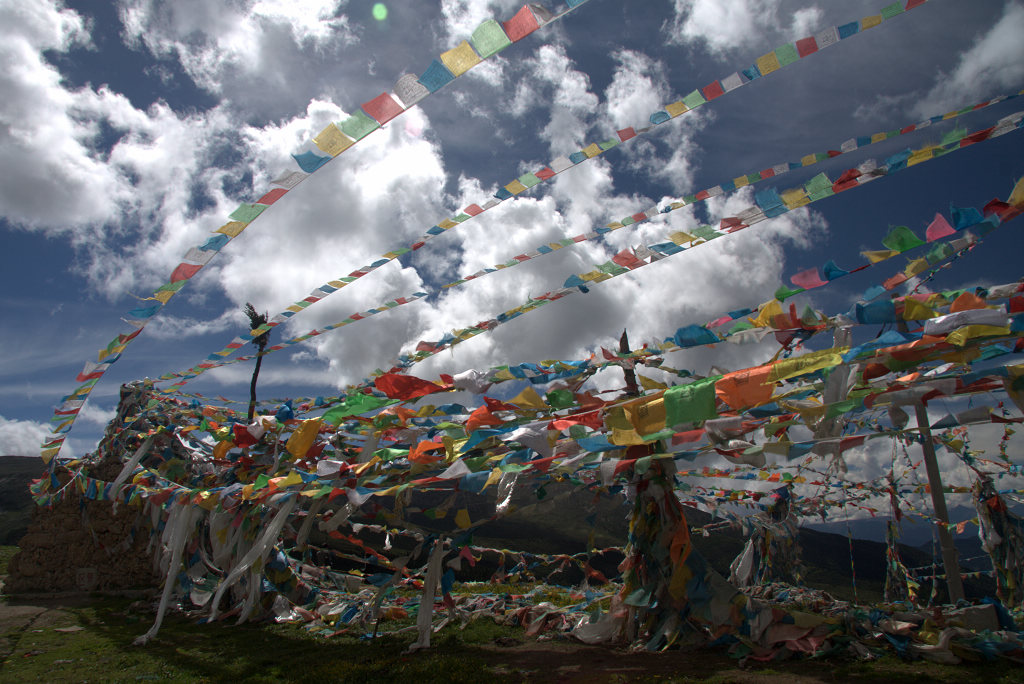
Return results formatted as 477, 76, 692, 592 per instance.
0, 593, 531, 683
0, 591, 1019, 684
1, 545, 1020, 683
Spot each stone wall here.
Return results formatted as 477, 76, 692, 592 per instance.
5, 466, 158, 594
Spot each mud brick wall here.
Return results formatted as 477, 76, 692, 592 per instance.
5, 466, 158, 593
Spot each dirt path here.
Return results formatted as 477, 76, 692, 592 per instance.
0, 598, 87, 663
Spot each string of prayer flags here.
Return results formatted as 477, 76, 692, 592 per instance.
163, 118, 1021, 395
40, 2, 595, 458
226, 0, 980, 361
191, 39, 1021, 397
440, 93, 1018, 296
37, 1, 984, 458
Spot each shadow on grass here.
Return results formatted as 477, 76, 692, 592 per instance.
59, 597, 524, 683
4, 595, 1022, 684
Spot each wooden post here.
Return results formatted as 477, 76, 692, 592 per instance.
914, 401, 966, 603
619, 329, 640, 397
815, 327, 853, 464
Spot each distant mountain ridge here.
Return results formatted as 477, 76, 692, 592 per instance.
465, 485, 998, 603
0, 455, 45, 545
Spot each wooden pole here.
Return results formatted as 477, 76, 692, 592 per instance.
914, 401, 966, 603
619, 329, 640, 397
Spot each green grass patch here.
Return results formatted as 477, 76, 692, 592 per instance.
1, 594, 1021, 683
0, 596, 526, 683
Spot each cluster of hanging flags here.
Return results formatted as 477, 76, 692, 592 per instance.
32, 176, 1024, 652
43, 0, 938, 459
38, 185, 1024, 519
31, 248, 1024, 649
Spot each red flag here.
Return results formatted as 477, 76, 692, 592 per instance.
373, 373, 449, 400
483, 396, 518, 412
549, 410, 602, 431
170, 262, 202, 282
502, 5, 539, 42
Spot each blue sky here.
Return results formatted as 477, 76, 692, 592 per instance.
1, 0, 1023, 533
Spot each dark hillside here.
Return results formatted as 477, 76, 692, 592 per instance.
0, 455, 45, 544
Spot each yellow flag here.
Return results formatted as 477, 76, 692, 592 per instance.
946, 325, 1010, 347
610, 427, 648, 445
664, 100, 687, 117
751, 299, 783, 328
861, 249, 900, 264
212, 440, 232, 461
440, 40, 481, 76
197, 492, 219, 511
505, 179, 528, 195
286, 418, 322, 458
271, 471, 303, 489
756, 51, 781, 75
604, 406, 633, 431
313, 123, 354, 156
1005, 364, 1024, 413
624, 394, 667, 435
861, 14, 882, 30
763, 440, 794, 457
509, 385, 548, 411
769, 347, 847, 382
904, 258, 929, 278
781, 188, 810, 209
669, 231, 696, 245
1008, 176, 1024, 207
482, 467, 503, 490
491, 368, 515, 381
907, 147, 935, 167
779, 398, 826, 422
216, 221, 247, 237
455, 508, 472, 529
639, 374, 668, 391
353, 455, 380, 476
903, 298, 937, 321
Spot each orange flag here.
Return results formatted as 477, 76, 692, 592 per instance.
466, 405, 505, 432
409, 440, 445, 464
715, 365, 773, 410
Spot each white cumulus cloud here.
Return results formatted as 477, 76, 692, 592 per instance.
0, 415, 56, 458
912, 1, 1024, 118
